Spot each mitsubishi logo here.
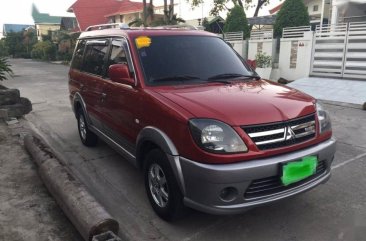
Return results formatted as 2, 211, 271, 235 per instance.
285, 127, 296, 141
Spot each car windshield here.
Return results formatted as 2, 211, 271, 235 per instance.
135, 35, 256, 86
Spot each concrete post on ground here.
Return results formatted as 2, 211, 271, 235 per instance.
24, 134, 120, 241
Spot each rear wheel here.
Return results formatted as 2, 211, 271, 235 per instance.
144, 149, 185, 221
77, 109, 98, 147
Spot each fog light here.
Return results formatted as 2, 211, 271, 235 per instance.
219, 187, 238, 202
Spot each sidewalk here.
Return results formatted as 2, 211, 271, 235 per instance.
288, 77, 366, 105
0, 120, 81, 241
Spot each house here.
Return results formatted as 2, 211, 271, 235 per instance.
270, 0, 366, 27
2, 24, 34, 37
269, 0, 331, 27
68, 0, 164, 31
32, 4, 78, 41
331, 0, 366, 24
104, 1, 164, 25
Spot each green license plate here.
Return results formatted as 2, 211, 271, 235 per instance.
281, 156, 318, 186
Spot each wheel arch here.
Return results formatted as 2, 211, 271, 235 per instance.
136, 126, 179, 169
136, 126, 186, 195
73, 93, 90, 123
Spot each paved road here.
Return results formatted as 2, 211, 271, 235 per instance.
4, 59, 366, 241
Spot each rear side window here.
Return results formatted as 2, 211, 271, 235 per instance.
83, 39, 109, 76
71, 40, 86, 70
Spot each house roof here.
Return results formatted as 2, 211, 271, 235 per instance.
3, 24, 34, 35
105, 0, 146, 17
68, 0, 145, 31
32, 4, 62, 24
269, 3, 283, 14
248, 15, 277, 25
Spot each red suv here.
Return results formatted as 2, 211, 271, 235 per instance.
69, 24, 336, 221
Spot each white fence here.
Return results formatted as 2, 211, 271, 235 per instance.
223, 31, 248, 59
310, 22, 366, 79
279, 26, 314, 80
250, 29, 273, 40
343, 22, 366, 79
282, 26, 311, 38
219, 21, 366, 81
248, 29, 276, 62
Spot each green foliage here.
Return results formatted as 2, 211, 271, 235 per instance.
223, 5, 250, 39
0, 57, 13, 81
190, 0, 274, 17
129, 18, 144, 27
255, 52, 271, 68
3, 29, 37, 58
274, 0, 310, 37
150, 14, 185, 26
31, 41, 56, 61
4, 32, 26, 58
0, 39, 9, 57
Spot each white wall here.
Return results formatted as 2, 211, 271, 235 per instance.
229, 40, 248, 59
278, 32, 314, 80
248, 39, 276, 61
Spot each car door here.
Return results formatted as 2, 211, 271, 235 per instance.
99, 38, 141, 154
80, 38, 110, 130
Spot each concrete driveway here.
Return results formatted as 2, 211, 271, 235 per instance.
4, 59, 366, 241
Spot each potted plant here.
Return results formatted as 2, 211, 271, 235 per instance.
255, 52, 272, 79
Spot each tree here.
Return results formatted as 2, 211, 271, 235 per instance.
0, 57, 13, 81
273, 0, 310, 37
31, 41, 56, 61
4, 32, 25, 58
0, 39, 9, 57
23, 28, 37, 57
223, 5, 250, 38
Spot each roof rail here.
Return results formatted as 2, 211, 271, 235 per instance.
85, 23, 130, 31
151, 24, 198, 30
85, 23, 198, 32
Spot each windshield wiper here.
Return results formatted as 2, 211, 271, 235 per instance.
208, 73, 261, 81
151, 75, 202, 83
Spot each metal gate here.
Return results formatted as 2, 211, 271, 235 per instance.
310, 22, 366, 79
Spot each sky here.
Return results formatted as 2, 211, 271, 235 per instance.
0, 0, 281, 35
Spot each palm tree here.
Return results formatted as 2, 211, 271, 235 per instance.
142, 0, 147, 25
164, 0, 168, 22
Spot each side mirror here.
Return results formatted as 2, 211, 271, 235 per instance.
108, 64, 135, 86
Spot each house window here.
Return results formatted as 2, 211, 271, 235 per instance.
120, 15, 124, 23
313, 5, 319, 12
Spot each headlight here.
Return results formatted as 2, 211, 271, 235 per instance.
189, 119, 248, 154
316, 102, 332, 134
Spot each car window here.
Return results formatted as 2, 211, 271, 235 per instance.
135, 36, 254, 86
83, 39, 109, 76
106, 39, 128, 78
109, 39, 128, 65
71, 40, 86, 70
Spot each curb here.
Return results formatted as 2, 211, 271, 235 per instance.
24, 134, 121, 241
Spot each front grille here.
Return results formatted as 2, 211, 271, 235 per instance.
244, 160, 327, 200
242, 114, 316, 150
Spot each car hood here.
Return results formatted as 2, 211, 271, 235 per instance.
154, 80, 316, 126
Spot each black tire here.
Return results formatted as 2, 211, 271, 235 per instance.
77, 108, 98, 147
144, 149, 185, 221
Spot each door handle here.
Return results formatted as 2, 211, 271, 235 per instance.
80, 84, 86, 92
101, 93, 107, 102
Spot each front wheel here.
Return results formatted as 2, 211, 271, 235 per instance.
144, 149, 185, 221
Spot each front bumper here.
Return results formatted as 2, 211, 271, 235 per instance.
176, 138, 336, 215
